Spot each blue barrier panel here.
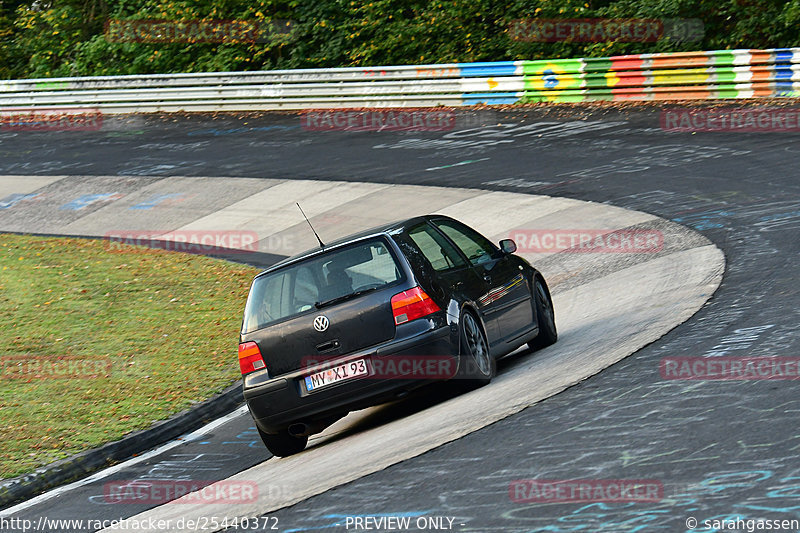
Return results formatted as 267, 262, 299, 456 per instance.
774, 67, 794, 81
773, 49, 796, 63
461, 92, 521, 105
457, 62, 518, 77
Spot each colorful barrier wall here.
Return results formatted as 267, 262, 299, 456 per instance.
0, 48, 798, 113
462, 48, 800, 104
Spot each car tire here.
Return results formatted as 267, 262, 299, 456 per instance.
460, 310, 495, 387
528, 277, 557, 351
258, 427, 308, 457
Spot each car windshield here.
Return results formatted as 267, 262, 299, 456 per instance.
242, 237, 403, 333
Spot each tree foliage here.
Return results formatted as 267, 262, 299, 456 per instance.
0, 0, 798, 79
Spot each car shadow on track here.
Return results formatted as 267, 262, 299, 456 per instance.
304, 345, 539, 450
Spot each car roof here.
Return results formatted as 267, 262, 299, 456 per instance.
255, 214, 449, 277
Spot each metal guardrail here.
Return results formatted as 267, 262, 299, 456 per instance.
1, 48, 799, 113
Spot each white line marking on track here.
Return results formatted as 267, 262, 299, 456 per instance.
0, 405, 248, 517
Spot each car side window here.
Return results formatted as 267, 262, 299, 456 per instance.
245, 271, 291, 332
293, 266, 319, 312
407, 223, 466, 271
433, 219, 497, 266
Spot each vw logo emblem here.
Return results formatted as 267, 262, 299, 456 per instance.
313, 315, 330, 332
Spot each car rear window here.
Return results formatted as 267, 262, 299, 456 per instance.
242, 238, 403, 333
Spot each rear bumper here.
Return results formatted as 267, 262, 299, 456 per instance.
243, 319, 454, 434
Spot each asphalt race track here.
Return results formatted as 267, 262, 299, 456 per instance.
1, 105, 798, 533
0, 175, 721, 532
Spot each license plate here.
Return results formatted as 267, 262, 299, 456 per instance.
304, 359, 368, 392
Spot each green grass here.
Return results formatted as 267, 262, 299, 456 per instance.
0, 234, 260, 479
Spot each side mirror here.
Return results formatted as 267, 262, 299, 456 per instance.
499, 239, 517, 254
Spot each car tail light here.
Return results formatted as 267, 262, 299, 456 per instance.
238, 342, 267, 374
391, 286, 440, 325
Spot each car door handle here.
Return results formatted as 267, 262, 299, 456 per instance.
316, 339, 340, 352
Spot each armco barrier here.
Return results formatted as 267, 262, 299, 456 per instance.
1, 48, 799, 113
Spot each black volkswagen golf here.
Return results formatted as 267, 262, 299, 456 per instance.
238, 215, 557, 456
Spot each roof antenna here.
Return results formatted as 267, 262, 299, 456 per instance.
296, 202, 325, 249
